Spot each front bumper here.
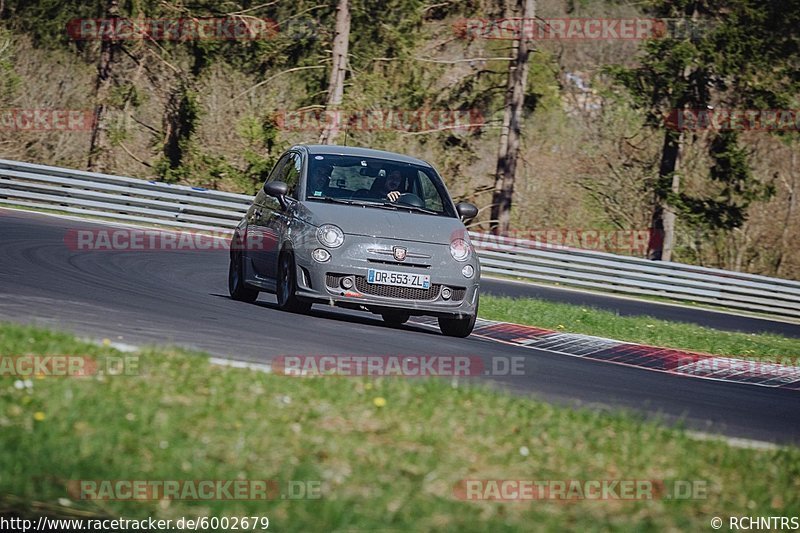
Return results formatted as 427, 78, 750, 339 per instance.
293, 235, 480, 319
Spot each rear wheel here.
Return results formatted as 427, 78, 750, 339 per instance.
381, 311, 410, 327
277, 252, 312, 313
228, 248, 259, 303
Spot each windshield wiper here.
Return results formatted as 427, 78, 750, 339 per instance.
308, 196, 438, 214
309, 196, 399, 210
358, 201, 398, 211
308, 196, 356, 205
382, 202, 440, 215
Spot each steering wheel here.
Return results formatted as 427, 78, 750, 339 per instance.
394, 193, 425, 208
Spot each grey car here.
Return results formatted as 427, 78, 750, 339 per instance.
228, 144, 480, 337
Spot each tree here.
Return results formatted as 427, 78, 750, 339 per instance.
612, 0, 798, 262
87, 0, 122, 172
613, 2, 710, 260
319, 0, 350, 145
162, 82, 199, 174
490, 0, 535, 236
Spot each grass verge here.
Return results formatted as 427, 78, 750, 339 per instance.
1, 323, 799, 531
480, 295, 800, 364
483, 273, 798, 323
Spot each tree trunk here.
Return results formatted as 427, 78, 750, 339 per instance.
648, 3, 701, 261
775, 150, 797, 277
490, 0, 535, 235
660, 162, 681, 262
319, 0, 350, 145
647, 127, 683, 261
87, 0, 121, 173
162, 81, 197, 174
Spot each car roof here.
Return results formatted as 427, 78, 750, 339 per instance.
293, 144, 432, 168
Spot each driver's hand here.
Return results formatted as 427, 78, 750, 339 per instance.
387, 191, 401, 202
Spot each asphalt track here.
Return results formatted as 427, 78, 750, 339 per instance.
2, 209, 799, 444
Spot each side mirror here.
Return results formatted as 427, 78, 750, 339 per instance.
263, 180, 289, 209
455, 202, 478, 220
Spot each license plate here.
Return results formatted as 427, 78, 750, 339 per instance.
367, 269, 430, 289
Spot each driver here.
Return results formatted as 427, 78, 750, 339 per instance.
377, 169, 403, 202
308, 164, 334, 197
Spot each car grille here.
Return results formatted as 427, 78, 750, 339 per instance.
326, 273, 464, 302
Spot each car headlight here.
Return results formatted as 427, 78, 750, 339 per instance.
317, 224, 344, 248
450, 238, 471, 262
312, 248, 331, 262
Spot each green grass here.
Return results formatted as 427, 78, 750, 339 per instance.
483, 273, 796, 322
1, 323, 799, 531
479, 295, 800, 364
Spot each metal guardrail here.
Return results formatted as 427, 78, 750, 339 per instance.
0, 159, 250, 232
471, 233, 800, 319
2, 158, 800, 319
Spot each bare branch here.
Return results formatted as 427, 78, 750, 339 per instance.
371, 56, 513, 64
421, 2, 450, 13
399, 123, 498, 136
118, 142, 152, 168
225, 2, 279, 15
228, 65, 327, 105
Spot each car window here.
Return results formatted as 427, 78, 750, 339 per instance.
265, 154, 291, 187
417, 170, 444, 212
278, 153, 302, 198
305, 154, 455, 217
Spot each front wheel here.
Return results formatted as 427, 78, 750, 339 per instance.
381, 311, 410, 327
228, 249, 259, 303
438, 314, 476, 337
438, 295, 478, 338
277, 252, 312, 314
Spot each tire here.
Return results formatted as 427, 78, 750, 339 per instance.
438, 295, 478, 338
438, 314, 476, 337
228, 248, 259, 303
381, 311, 410, 327
277, 252, 312, 313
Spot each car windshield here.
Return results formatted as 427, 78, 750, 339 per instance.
304, 154, 456, 217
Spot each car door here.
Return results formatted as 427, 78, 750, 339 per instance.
254, 151, 303, 282
248, 153, 292, 282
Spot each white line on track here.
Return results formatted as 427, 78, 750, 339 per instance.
684, 430, 782, 451
209, 357, 272, 374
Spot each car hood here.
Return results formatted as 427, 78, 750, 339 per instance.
298, 201, 465, 245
